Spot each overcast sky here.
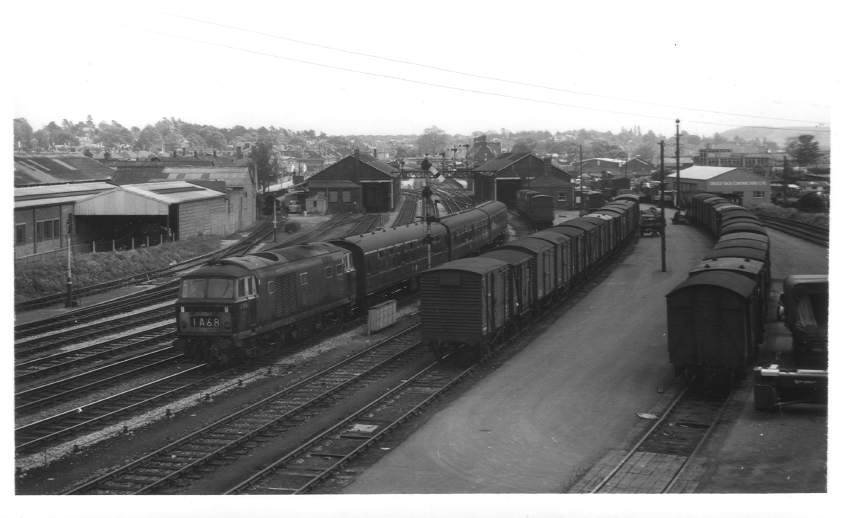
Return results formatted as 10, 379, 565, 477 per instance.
9, 0, 840, 139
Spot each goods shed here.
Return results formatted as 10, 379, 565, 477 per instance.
74, 181, 228, 243
14, 181, 116, 258
668, 166, 769, 207
303, 150, 400, 214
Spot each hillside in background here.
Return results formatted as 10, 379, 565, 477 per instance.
719, 126, 830, 148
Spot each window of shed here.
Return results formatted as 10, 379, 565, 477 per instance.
557, 193, 567, 201
342, 191, 351, 203
329, 191, 338, 203
15, 224, 26, 245
753, 191, 765, 198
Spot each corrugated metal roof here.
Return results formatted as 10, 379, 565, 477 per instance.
14, 182, 116, 209
162, 167, 253, 188
665, 166, 738, 181
14, 155, 114, 186
75, 181, 224, 216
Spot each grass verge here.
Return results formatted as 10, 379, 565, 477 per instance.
15, 236, 222, 302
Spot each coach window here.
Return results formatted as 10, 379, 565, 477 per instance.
325, 265, 333, 278
238, 278, 246, 297
299, 272, 309, 286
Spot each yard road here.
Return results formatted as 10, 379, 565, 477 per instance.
344, 218, 714, 493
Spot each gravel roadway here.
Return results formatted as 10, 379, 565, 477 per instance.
344, 214, 714, 493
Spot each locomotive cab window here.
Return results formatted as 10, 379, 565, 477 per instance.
180, 278, 234, 299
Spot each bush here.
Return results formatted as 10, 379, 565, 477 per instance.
15, 236, 222, 302
752, 205, 829, 228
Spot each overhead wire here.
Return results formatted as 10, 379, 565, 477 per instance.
169, 13, 829, 127
139, 25, 829, 135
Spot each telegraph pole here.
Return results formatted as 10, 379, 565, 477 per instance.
659, 141, 667, 272
65, 214, 75, 307
421, 157, 434, 268
675, 118, 681, 209
578, 144, 584, 215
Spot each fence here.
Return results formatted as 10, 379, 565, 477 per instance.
14, 232, 175, 263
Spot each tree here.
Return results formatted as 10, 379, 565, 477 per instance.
14, 118, 33, 151
511, 138, 537, 153
416, 126, 449, 156
786, 134, 822, 167
250, 140, 280, 193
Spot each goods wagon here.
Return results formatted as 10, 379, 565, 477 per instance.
667, 191, 771, 388
421, 257, 512, 360
422, 196, 640, 362
528, 230, 573, 292
515, 189, 555, 229
499, 237, 557, 304
558, 219, 602, 265
479, 248, 536, 319
545, 225, 586, 280
666, 270, 762, 383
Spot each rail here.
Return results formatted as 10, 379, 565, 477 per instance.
758, 215, 828, 247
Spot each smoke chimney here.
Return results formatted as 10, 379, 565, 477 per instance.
373, 148, 378, 158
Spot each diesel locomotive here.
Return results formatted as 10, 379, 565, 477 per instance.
176, 201, 508, 364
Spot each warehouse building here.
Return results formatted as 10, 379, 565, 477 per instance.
668, 166, 770, 207
14, 182, 116, 259
301, 150, 400, 214
472, 153, 573, 206
74, 181, 229, 244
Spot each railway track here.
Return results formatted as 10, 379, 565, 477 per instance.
15, 322, 175, 383
759, 214, 828, 246
587, 385, 730, 493
15, 347, 185, 413
227, 359, 472, 494
391, 193, 419, 227
16, 363, 211, 453
15, 305, 173, 360
63, 326, 424, 494
15, 283, 178, 340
